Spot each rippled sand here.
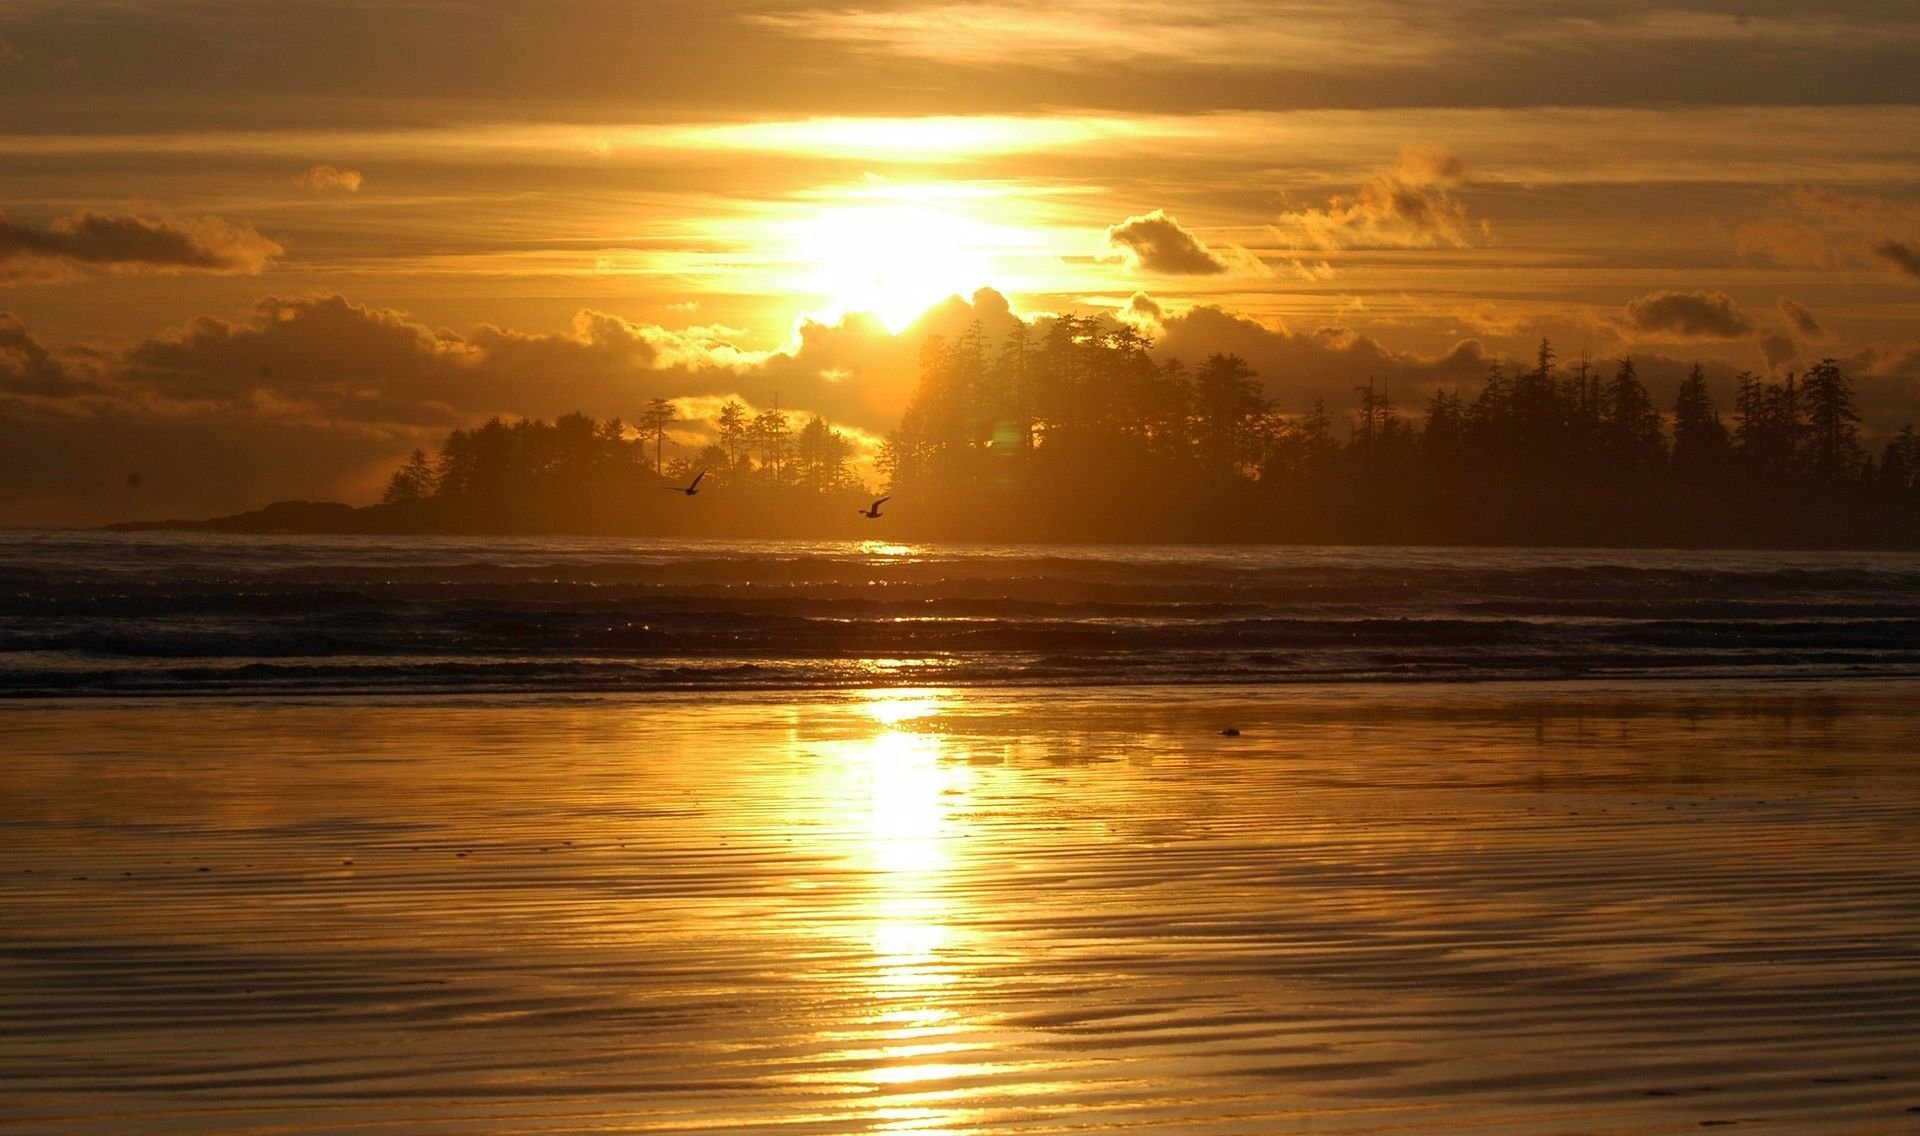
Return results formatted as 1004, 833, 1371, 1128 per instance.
4, 682, 1919, 1134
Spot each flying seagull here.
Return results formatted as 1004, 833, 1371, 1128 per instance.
858, 495, 890, 519
664, 469, 706, 496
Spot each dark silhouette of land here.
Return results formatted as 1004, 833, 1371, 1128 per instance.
114, 326, 1920, 547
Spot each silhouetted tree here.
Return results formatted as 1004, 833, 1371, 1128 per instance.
1670, 364, 1729, 477
1601, 358, 1666, 474
640, 397, 676, 476
382, 449, 436, 503
750, 404, 793, 485
795, 415, 858, 494
1800, 358, 1865, 481
1193, 353, 1267, 474
716, 399, 749, 474
1881, 426, 1920, 492
1421, 387, 1466, 470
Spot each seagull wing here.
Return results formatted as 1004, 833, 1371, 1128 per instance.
689, 469, 706, 490
873, 496, 891, 509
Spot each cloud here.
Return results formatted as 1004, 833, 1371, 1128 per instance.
1115, 291, 1166, 336
0, 313, 79, 396
298, 164, 364, 191
1620, 290, 1756, 339
1105, 209, 1235, 275
1776, 296, 1824, 338
1151, 303, 1492, 411
1443, 303, 1530, 337
0, 290, 1045, 522
1789, 186, 1914, 222
1278, 146, 1475, 249
0, 211, 281, 275
1874, 239, 1920, 279
1735, 217, 1834, 269
1760, 334, 1799, 371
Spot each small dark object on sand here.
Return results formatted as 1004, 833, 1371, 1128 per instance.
1220, 727, 1241, 737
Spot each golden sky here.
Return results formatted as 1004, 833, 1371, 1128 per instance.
2, 0, 1919, 522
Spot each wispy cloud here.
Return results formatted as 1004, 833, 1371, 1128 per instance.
1278, 147, 1475, 250
298, 164, 363, 191
1874, 239, 1920, 279
1777, 296, 1825, 338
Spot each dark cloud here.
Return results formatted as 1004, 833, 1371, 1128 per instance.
1760, 333, 1799, 371
1776, 296, 1824, 339
1278, 147, 1473, 249
298, 164, 364, 191
1105, 210, 1233, 275
1875, 239, 1920, 279
0, 211, 280, 274
1149, 301, 1492, 411
7, 283, 1915, 525
0, 290, 1040, 523
0, 312, 79, 396
3, 0, 1920, 133
1835, 343, 1920, 435
1621, 290, 1756, 339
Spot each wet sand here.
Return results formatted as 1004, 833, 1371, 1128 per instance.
3, 681, 1918, 1134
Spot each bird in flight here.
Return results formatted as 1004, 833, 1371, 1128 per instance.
858, 495, 890, 519
665, 469, 706, 496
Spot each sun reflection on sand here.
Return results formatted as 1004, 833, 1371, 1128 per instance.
846, 690, 989, 1132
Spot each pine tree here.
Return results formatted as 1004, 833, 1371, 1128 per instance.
1800, 358, 1865, 480
1602, 358, 1666, 474
1670, 364, 1729, 477
382, 449, 437, 503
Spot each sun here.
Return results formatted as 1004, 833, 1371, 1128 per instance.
791, 202, 998, 333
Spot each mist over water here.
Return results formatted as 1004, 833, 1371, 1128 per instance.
3, 532, 1919, 696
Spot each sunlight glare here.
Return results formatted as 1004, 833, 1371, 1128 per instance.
862, 689, 944, 728
791, 203, 997, 333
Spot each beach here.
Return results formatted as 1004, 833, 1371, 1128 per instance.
5, 681, 1918, 1134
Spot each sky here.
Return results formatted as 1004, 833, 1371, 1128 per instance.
2, 0, 1919, 523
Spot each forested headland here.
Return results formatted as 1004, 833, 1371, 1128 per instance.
135, 319, 1920, 547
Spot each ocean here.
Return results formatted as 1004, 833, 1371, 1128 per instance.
6, 533, 1920, 1132
2, 532, 1918, 696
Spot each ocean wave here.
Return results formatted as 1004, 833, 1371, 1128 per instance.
3, 533, 1918, 695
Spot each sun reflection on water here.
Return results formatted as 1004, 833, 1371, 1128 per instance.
858, 539, 918, 559
839, 689, 988, 1132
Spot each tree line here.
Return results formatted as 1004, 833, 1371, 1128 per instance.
875, 321, 1916, 543
883, 320, 1916, 494
376, 316, 1919, 544
382, 398, 863, 507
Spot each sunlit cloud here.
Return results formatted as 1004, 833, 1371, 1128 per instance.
1278, 147, 1475, 250
1105, 210, 1241, 276
297, 164, 364, 191
1116, 290, 1165, 336
5, 108, 1920, 188
660, 115, 1167, 161
749, 1, 1475, 71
